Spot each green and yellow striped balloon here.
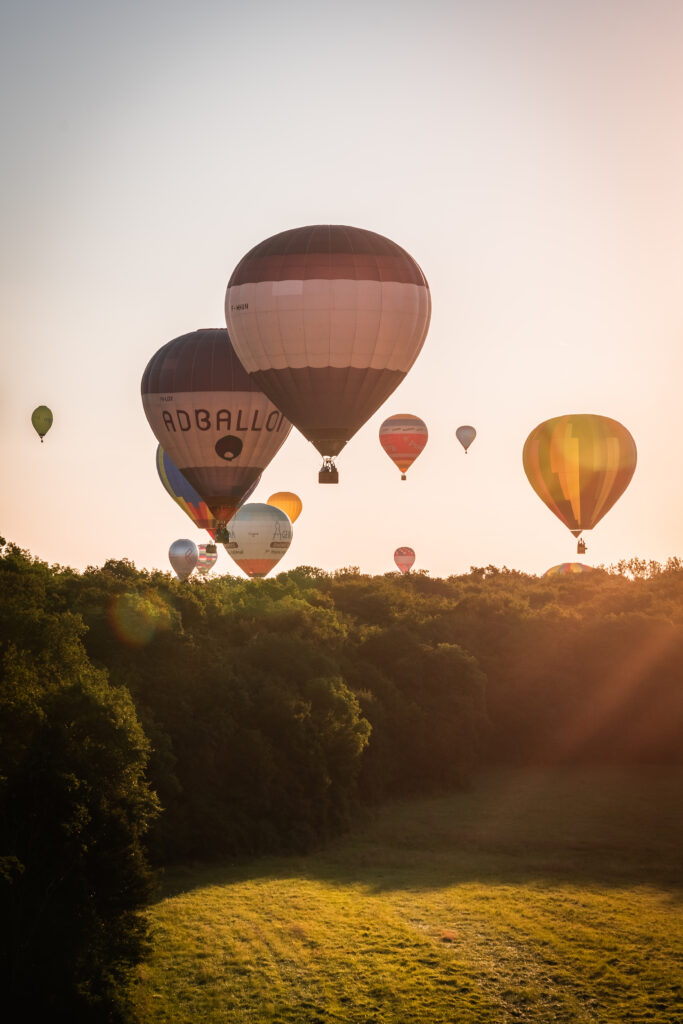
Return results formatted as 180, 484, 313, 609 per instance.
523, 414, 637, 538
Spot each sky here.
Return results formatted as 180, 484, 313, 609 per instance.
2, 0, 683, 579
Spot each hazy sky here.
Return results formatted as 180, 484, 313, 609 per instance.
2, 0, 683, 578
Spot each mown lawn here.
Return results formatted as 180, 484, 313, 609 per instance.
132, 768, 683, 1023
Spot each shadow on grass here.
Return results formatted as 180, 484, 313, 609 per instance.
154, 766, 683, 903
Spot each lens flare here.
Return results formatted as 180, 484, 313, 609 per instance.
109, 591, 173, 647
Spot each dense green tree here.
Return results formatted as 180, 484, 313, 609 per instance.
0, 543, 158, 1021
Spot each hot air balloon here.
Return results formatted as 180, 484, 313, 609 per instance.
379, 414, 428, 480
196, 543, 218, 575
225, 225, 431, 483
456, 425, 476, 453
523, 414, 637, 553
543, 563, 594, 577
169, 539, 198, 580
157, 445, 217, 537
142, 329, 291, 540
267, 491, 303, 523
394, 547, 416, 573
156, 445, 262, 539
223, 503, 292, 578
31, 406, 53, 442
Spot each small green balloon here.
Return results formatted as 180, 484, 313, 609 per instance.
31, 406, 53, 442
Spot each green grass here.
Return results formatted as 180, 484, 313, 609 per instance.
132, 768, 683, 1023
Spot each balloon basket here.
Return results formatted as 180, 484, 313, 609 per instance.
319, 468, 339, 484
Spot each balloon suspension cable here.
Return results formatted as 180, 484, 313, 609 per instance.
319, 457, 339, 484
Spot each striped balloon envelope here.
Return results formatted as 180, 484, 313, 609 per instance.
157, 445, 217, 537
267, 491, 303, 523
394, 547, 416, 573
523, 414, 637, 540
142, 329, 291, 535
543, 563, 594, 577
196, 544, 218, 575
379, 414, 428, 479
225, 225, 431, 478
156, 445, 261, 539
223, 502, 292, 578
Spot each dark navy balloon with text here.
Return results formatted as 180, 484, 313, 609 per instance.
142, 329, 291, 527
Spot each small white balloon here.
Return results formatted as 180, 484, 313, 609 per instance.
456, 425, 476, 453
169, 539, 199, 580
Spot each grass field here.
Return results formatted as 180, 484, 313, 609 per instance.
132, 768, 683, 1023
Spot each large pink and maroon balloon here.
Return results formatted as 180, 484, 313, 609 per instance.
225, 225, 431, 468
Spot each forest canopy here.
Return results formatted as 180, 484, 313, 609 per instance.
1, 539, 682, 1015
2, 543, 683, 860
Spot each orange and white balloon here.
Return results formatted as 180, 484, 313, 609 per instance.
379, 414, 428, 480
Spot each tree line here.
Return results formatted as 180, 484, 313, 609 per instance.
1, 540, 682, 1019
